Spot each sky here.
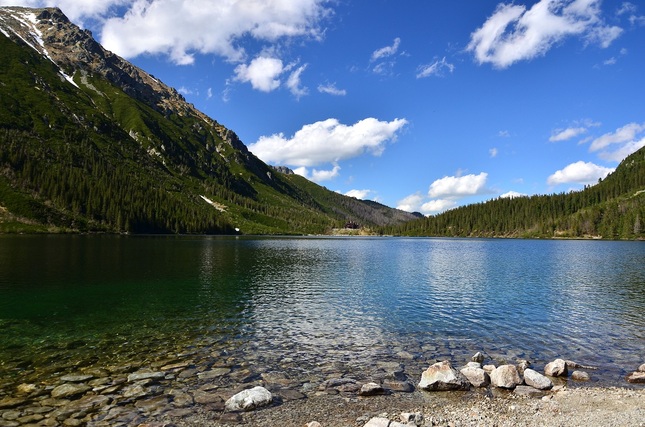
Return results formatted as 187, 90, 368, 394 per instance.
3, 0, 645, 215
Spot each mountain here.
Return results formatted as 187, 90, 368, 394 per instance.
383, 146, 645, 239
0, 6, 418, 234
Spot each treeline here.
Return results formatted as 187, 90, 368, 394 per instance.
0, 128, 234, 233
383, 148, 645, 240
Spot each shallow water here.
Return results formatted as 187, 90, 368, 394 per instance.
1, 235, 644, 390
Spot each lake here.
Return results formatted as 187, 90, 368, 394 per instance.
1, 235, 644, 397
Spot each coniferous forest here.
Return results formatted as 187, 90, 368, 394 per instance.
381, 147, 645, 239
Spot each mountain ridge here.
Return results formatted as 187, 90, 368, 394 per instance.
0, 6, 418, 234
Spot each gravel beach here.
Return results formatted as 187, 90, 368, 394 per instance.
161, 386, 645, 427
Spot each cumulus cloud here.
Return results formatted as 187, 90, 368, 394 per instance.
234, 56, 285, 92
345, 189, 373, 200
421, 199, 457, 214
396, 193, 424, 212
416, 57, 455, 78
547, 161, 614, 186
589, 122, 645, 151
317, 82, 346, 96
0, 0, 130, 23
467, 0, 622, 68
249, 117, 408, 167
489, 147, 498, 158
398, 173, 493, 215
293, 164, 340, 182
371, 37, 401, 62
500, 191, 527, 198
586, 122, 645, 162
428, 172, 490, 198
97, 0, 330, 64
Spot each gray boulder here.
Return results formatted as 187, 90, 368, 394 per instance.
626, 371, 645, 384
460, 366, 490, 388
418, 361, 470, 391
225, 386, 272, 411
471, 352, 485, 364
544, 359, 568, 377
50, 383, 92, 399
523, 368, 553, 390
490, 364, 522, 389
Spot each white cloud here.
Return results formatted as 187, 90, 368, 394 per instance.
500, 191, 527, 198
421, 199, 457, 214
206, 87, 213, 99
286, 64, 309, 99
0, 0, 130, 23
589, 122, 645, 151
396, 193, 424, 212
292, 165, 340, 182
98, 0, 330, 64
234, 56, 285, 92
467, 0, 623, 68
317, 82, 346, 96
547, 161, 614, 186
311, 164, 340, 181
489, 147, 498, 158
177, 86, 193, 95
345, 189, 373, 200
398, 173, 494, 215
249, 117, 408, 167
498, 130, 511, 137
549, 126, 587, 142
598, 137, 645, 162
428, 172, 490, 198
416, 57, 455, 78
371, 37, 401, 62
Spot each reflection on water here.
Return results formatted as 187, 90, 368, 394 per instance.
0, 235, 644, 389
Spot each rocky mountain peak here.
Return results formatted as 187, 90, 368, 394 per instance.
0, 6, 231, 139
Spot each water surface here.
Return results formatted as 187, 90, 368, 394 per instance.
1, 235, 644, 389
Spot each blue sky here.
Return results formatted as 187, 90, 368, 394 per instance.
4, 0, 645, 214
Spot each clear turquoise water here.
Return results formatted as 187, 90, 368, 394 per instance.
1, 235, 644, 387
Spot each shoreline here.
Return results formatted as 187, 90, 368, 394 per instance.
165, 385, 645, 427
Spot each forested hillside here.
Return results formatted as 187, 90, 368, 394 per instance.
0, 7, 418, 234
383, 146, 645, 239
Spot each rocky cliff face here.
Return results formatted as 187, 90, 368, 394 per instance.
0, 6, 248, 150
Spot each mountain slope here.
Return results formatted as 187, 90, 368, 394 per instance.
0, 6, 418, 234
383, 146, 645, 239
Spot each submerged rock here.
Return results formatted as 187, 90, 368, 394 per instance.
224, 386, 272, 411
544, 359, 568, 377
359, 382, 386, 396
571, 371, 590, 381
490, 365, 521, 389
50, 383, 92, 399
127, 371, 165, 382
418, 361, 470, 391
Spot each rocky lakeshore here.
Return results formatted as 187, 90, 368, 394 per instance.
1, 350, 644, 427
